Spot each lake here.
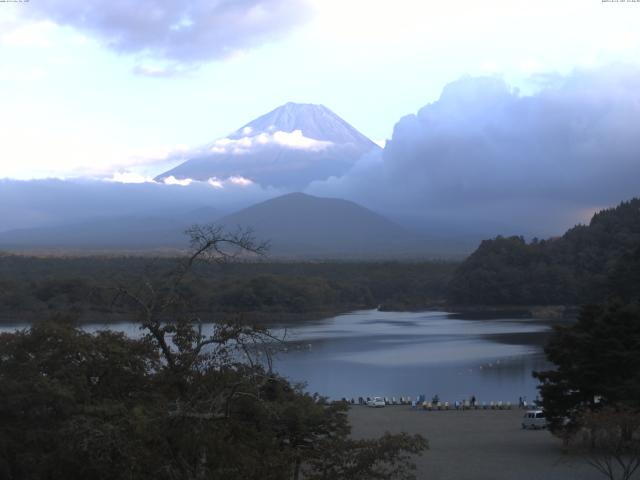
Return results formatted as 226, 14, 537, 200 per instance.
268, 310, 552, 404
0, 309, 552, 405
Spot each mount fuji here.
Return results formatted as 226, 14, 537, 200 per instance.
155, 103, 380, 189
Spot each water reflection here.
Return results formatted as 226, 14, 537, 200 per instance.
0, 309, 553, 403
269, 310, 552, 402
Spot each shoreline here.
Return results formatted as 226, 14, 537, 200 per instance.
0, 304, 578, 327
348, 406, 599, 480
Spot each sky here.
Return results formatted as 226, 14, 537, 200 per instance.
2, 0, 640, 180
308, 66, 640, 235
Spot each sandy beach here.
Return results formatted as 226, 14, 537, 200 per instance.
348, 406, 602, 480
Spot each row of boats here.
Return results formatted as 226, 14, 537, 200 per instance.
345, 396, 532, 410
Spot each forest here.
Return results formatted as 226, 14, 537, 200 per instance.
448, 198, 640, 306
0, 255, 456, 324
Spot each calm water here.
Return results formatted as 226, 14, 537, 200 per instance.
268, 310, 551, 403
0, 309, 552, 404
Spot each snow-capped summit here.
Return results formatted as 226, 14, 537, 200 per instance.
155, 103, 380, 189
227, 102, 379, 148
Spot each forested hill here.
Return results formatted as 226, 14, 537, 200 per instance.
447, 198, 640, 305
0, 258, 456, 323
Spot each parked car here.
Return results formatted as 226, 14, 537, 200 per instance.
367, 396, 386, 407
522, 410, 547, 429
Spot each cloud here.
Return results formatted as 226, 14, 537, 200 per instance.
208, 130, 333, 154
0, 177, 284, 232
228, 176, 254, 186
108, 171, 155, 184
308, 65, 640, 236
208, 178, 224, 189
0, 20, 57, 48
161, 175, 194, 186
22, 0, 312, 66
158, 175, 254, 188
131, 63, 192, 78
106, 171, 257, 189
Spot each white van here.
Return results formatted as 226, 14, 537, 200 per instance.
521, 410, 547, 429
367, 397, 386, 408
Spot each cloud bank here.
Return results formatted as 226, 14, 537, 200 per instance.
208, 129, 334, 155
0, 178, 281, 233
22, 0, 312, 67
309, 65, 640, 236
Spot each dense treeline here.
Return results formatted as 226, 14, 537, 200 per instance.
0, 322, 427, 480
532, 266, 640, 473
0, 256, 456, 323
448, 198, 640, 305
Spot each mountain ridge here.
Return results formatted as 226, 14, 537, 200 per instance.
216, 192, 427, 258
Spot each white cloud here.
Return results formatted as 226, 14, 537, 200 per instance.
108, 171, 155, 184
162, 175, 193, 186
208, 177, 224, 189
124, 145, 189, 167
272, 130, 332, 150
209, 129, 333, 155
133, 174, 255, 188
228, 176, 254, 186
0, 21, 57, 48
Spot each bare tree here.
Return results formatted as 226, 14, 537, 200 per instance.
575, 407, 640, 480
111, 224, 275, 406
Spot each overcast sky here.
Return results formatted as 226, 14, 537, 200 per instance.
2, 0, 640, 180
